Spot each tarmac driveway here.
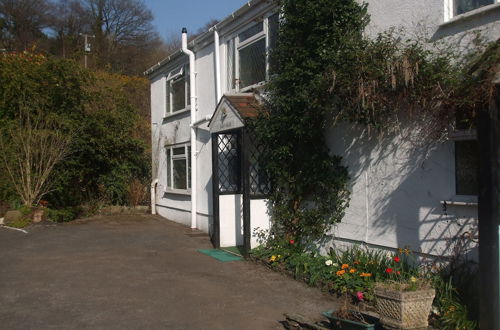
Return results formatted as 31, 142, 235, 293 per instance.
0, 214, 337, 329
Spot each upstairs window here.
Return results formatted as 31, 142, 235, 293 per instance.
226, 12, 279, 91
165, 64, 190, 116
449, 0, 496, 17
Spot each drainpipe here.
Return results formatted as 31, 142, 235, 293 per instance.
151, 179, 158, 215
181, 28, 198, 229
213, 28, 222, 102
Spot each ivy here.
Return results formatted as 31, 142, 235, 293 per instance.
256, 0, 499, 248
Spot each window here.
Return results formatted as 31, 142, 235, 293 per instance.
447, 0, 496, 18
166, 144, 191, 191
455, 140, 479, 195
226, 12, 280, 91
165, 64, 190, 116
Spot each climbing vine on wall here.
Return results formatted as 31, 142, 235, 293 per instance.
255, 0, 499, 247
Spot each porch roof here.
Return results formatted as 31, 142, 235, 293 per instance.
208, 93, 262, 133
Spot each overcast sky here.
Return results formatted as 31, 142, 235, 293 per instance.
144, 0, 246, 42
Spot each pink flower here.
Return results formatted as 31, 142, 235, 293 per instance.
356, 291, 364, 301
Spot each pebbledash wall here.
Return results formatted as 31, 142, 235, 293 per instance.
147, 0, 500, 257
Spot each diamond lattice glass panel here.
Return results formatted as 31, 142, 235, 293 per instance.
227, 39, 236, 90
239, 22, 263, 43
455, 140, 479, 195
248, 131, 271, 196
217, 134, 240, 193
173, 147, 185, 155
171, 77, 186, 112
239, 38, 266, 89
173, 158, 187, 189
455, 0, 494, 15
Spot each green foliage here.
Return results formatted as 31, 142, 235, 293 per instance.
256, 0, 361, 244
7, 216, 31, 228
46, 207, 81, 223
0, 52, 150, 208
430, 260, 479, 329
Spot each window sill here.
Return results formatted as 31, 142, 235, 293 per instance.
441, 195, 478, 206
163, 108, 191, 120
441, 3, 500, 27
164, 188, 191, 196
239, 81, 266, 92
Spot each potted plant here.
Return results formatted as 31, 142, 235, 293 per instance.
374, 252, 435, 329
322, 260, 378, 329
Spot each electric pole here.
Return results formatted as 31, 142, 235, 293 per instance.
79, 34, 95, 69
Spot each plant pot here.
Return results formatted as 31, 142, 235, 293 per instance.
323, 310, 377, 330
32, 209, 44, 223
374, 286, 435, 329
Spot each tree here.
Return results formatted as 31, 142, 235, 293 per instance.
83, 0, 164, 74
0, 104, 74, 206
0, 0, 53, 51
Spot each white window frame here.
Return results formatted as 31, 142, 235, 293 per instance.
444, 0, 498, 21
164, 64, 190, 117
226, 12, 279, 92
165, 143, 191, 193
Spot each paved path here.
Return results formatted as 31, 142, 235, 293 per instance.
0, 214, 337, 329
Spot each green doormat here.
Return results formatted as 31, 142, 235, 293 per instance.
198, 249, 243, 262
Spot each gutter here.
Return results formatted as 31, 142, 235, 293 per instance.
181, 28, 198, 229
144, 0, 270, 76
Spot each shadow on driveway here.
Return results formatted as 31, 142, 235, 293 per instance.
0, 214, 337, 329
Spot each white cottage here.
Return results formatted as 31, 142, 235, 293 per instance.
146, 0, 500, 257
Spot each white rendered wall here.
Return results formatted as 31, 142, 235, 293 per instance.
325, 123, 478, 258
250, 199, 271, 249
219, 194, 244, 247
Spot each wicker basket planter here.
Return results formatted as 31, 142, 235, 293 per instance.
374, 286, 435, 329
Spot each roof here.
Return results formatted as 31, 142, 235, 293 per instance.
144, 0, 271, 76
225, 94, 260, 119
208, 93, 263, 132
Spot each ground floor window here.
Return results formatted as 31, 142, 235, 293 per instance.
166, 143, 191, 191
455, 139, 479, 196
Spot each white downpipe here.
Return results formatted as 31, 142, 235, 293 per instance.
182, 28, 198, 229
214, 29, 222, 102
151, 179, 158, 215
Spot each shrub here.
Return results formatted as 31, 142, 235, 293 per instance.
46, 207, 81, 223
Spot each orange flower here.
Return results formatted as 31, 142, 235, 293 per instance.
349, 268, 357, 273
353, 260, 360, 265
336, 270, 346, 276
341, 264, 349, 269
360, 272, 372, 277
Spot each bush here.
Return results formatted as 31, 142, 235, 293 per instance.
46, 207, 81, 223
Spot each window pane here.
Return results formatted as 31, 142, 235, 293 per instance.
171, 77, 185, 112
239, 38, 266, 89
455, 0, 494, 15
186, 65, 190, 106
239, 22, 263, 43
188, 146, 191, 189
227, 39, 236, 90
166, 81, 170, 114
173, 146, 185, 155
166, 148, 171, 187
455, 140, 479, 195
173, 158, 187, 189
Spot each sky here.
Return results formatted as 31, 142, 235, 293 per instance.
144, 0, 247, 42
